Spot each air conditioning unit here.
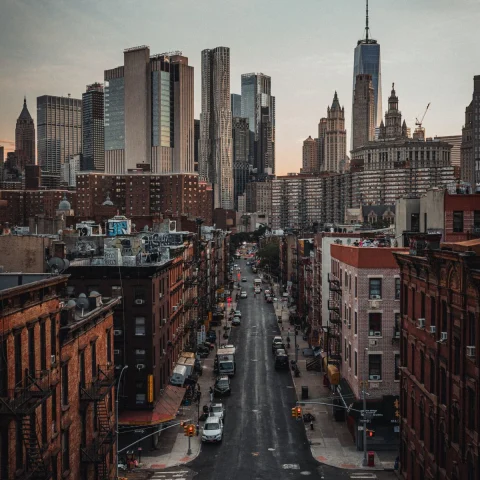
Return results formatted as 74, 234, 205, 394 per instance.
441, 332, 448, 342
429, 326, 436, 334
161, 318, 167, 325
369, 339, 378, 346
173, 306, 178, 311
395, 330, 400, 338
374, 331, 381, 337
135, 299, 145, 305
417, 318, 425, 329
114, 349, 120, 355
114, 329, 122, 336
162, 349, 166, 356
370, 300, 380, 309
159, 293, 163, 299
466, 346, 476, 357
369, 375, 381, 381
136, 364, 146, 370
371, 295, 381, 300
50, 355, 56, 365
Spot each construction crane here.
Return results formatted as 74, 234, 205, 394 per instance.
415, 103, 431, 129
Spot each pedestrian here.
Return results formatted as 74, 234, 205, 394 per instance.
209, 386, 213, 402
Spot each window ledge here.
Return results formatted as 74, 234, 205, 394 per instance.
61, 405, 70, 413
368, 335, 383, 339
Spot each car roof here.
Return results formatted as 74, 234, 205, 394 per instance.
273, 336, 282, 340
218, 375, 229, 381
205, 416, 221, 424
211, 403, 223, 408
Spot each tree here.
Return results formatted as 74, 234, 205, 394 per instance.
256, 242, 280, 276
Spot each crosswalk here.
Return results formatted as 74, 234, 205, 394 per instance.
349, 473, 377, 479
151, 470, 193, 480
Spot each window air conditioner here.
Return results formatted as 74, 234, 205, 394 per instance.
440, 332, 447, 342
114, 349, 120, 355
136, 364, 146, 370
114, 329, 122, 336
159, 293, 163, 299
162, 319, 167, 325
173, 306, 178, 311
429, 326, 436, 334
370, 300, 380, 309
369, 339, 378, 346
417, 318, 425, 329
371, 295, 381, 300
135, 299, 145, 305
369, 375, 381, 381
50, 355, 56, 365
466, 346, 475, 357
374, 331, 381, 337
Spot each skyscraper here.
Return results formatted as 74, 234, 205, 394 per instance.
324, 92, 347, 173
15, 97, 36, 170
232, 117, 250, 210
352, 74, 375, 150
104, 46, 194, 174
461, 75, 480, 188
37, 95, 82, 177
301, 136, 317, 174
82, 83, 105, 171
241, 73, 275, 175
231, 94, 242, 117
352, 1, 382, 132
199, 46, 234, 210
317, 117, 327, 170
378, 84, 408, 140
194, 119, 200, 172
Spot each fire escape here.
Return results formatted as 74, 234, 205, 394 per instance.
80, 364, 116, 480
0, 369, 53, 479
327, 273, 342, 363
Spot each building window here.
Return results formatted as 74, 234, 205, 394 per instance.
420, 292, 425, 318
348, 344, 352, 368
452, 406, 460, 444
369, 278, 382, 299
411, 287, 416, 319
395, 278, 400, 300
430, 297, 436, 327
474, 210, 480, 230
411, 396, 415, 430
420, 351, 425, 384
441, 300, 447, 332
428, 413, 435, 453
453, 211, 464, 232
394, 313, 400, 337
41, 402, 47, 446
368, 354, 382, 380
61, 363, 69, 406
14, 333, 22, 385
468, 311, 476, 346
40, 322, 46, 370
354, 311, 358, 334
79, 351, 85, 388
62, 429, 70, 473
403, 284, 408, 314
354, 277, 357, 298
411, 344, 415, 376
429, 358, 435, 394
454, 337, 460, 375
51, 316, 57, 357
440, 368, 447, 405
107, 329, 112, 364
368, 313, 382, 336
418, 401, 424, 440
394, 354, 400, 381
52, 386, 57, 434
134, 287, 146, 302
28, 327, 35, 375
354, 351, 358, 376
91, 341, 97, 378
135, 317, 146, 336
16, 420, 23, 469
468, 388, 475, 430
0, 339, 7, 397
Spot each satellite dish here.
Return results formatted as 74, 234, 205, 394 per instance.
75, 296, 90, 316
47, 257, 67, 274
66, 299, 77, 308
89, 291, 100, 297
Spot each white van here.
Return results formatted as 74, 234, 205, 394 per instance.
170, 364, 187, 386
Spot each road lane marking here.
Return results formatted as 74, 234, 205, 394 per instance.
282, 464, 300, 469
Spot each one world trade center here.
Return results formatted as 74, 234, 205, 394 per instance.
352, 0, 382, 128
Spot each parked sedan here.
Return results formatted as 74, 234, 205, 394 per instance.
241, 277, 247, 282
233, 310, 242, 317
209, 402, 225, 421
275, 353, 289, 370
214, 376, 232, 396
240, 291, 248, 299
202, 417, 224, 443
232, 316, 241, 326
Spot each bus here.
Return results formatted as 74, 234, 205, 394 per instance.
254, 278, 262, 291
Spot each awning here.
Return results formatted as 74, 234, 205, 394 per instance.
119, 385, 185, 426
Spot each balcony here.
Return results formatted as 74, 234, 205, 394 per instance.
80, 364, 115, 403
327, 299, 340, 313
0, 370, 52, 416
327, 273, 341, 291
329, 312, 342, 325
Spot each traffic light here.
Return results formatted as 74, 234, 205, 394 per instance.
187, 424, 196, 437
366, 429, 375, 438
296, 407, 302, 419
291, 407, 297, 418
183, 423, 189, 436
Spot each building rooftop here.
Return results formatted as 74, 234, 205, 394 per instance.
0, 273, 68, 292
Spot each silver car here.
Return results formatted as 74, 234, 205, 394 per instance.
202, 417, 224, 443
209, 402, 225, 421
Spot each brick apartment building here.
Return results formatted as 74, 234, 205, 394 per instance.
0, 273, 119, 480
75, 172, 213, 225
393, 236, 480, 480
329, 244, 406, 449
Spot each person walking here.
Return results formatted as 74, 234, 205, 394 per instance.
209, 386, 213, 402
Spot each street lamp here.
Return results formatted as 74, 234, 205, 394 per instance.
116, 365, 128, 479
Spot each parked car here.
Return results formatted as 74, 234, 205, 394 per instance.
267, 296, 273, 303
232, 316, 241, 326
202, 416, 224, 443
233, 310, 242, 317
272, 336, 285, 353
273, 343, 286, 355
197, 345, 210, 358
209, 402, 225, 421
214, 376, 232, 396
241, 277, 247, 282
275, 353, 289, 370
206, 330, 217, 342
240, 291, 248, 299
275, 348, 286, 357
254, 287, 261, 294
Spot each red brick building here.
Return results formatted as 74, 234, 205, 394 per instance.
75, 172, 212, 225
444, 191, 480, 242
0, 273, 119, 480
393, 236, 480, 480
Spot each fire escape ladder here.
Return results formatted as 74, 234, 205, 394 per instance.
22, 414, 49, 479
96, 398, 112, 444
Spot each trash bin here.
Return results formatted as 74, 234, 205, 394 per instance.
301, 386, 308, 400
367, 451, 375, 467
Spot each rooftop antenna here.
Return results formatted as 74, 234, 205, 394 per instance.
365, 0, 369, 42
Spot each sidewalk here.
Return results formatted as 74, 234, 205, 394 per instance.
139, 301, 237, 470
273, 293, 396, 472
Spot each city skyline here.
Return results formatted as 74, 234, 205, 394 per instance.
0, 0, 478, 175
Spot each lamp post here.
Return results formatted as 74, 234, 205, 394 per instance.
116, 365, 128, 479
362, 348, 368, 466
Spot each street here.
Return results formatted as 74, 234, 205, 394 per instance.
188, 258, 397, 480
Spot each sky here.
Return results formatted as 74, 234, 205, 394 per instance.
1, 0, 479, 175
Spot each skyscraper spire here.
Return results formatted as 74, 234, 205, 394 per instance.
365, 0, 369, 42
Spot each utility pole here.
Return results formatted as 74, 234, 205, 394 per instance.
362, 347, 368, 466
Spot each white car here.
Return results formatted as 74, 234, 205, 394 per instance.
202, 417, 224, 443
254, 287, 261, 294
210, 403, 225, 421
240, 291, 248, 298
232, 316, 241, 326
234, 310, 242, 317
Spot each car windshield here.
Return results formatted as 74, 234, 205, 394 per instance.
219, 363, 233, 372
212, 406, 222, 413
205, 422, 220, 430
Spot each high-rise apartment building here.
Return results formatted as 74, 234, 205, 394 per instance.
461, 75, 480, 188
37, 95, 82, 177
199, 46, 234, 209
324, 92, 347, 173
352, 74, 375, 149
352, 0, 382, 135
232, 117, 250, 210
316, 117, 327, 171
194, 119, 200, 172
231, 94, 242, 117
15, 97, 36, 170
435, 135, 461, 167
104, 46, 194, 174
82, 83, 104, 171
241, 73, 275, 175
301, 136, 318, 173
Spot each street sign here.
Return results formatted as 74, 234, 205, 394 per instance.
358, 426, 364, 431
